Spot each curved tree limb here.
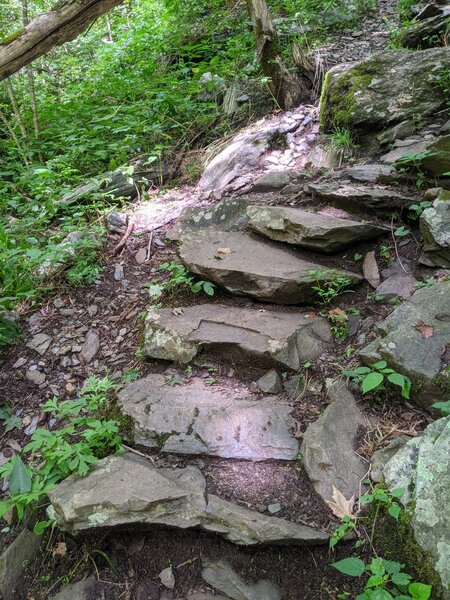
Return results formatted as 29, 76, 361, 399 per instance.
0, 0, 125, 80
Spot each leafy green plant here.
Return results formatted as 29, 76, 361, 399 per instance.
146, 261, 215, 300
394, 226, 410, 238
0, 376, 122, 533
379, 245, 394, 265
0, 404, 21, 432
328, 308, 350, 342
330, 126, 359, 158
342, 360, 412, 399
330, 515, 357, 548
414, 278, 436, 288
432, 399, 450, 416
360, 486, 405, 522
408, 202, 432, 220
0, 316, 20, 348
308, 269, 354, 306
332, 557, 432, 600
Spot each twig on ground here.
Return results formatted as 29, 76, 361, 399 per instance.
390, 217, 408, 273
113, 219, 134, 255
123, 443, 156, 463
145, 232, 153, 262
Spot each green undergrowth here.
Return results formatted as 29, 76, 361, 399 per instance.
0, 375, 127, 533
367, 505, 444, 599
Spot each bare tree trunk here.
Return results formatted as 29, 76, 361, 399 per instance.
4, 78, 29, 142
0, 108, 30, 165
22, 0, 43, 161
0, 0, 125, 80
246, 0, 313, 109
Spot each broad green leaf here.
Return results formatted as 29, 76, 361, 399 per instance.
388, 503, 401, 521
366, 575, 385, 588
390, 488, 405, 499
202, 281, 215, 296
33, 519, 54, 535
371, 591, 393, 600
362, 372, 384, 394
371, 360, 387, 369
382, 559, 403, 574
331, 557, 366, 577
408, 583, 432, 600
9, 457, 32, 495
387, 372, 406, 388
392, 572, 411, 586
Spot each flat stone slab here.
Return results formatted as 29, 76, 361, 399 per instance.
247, 205, 387, 253
360, 280, 450, 409
179, 229, 362, 304
118, 374, 299, 460
143, 304, 332, 370
301, 380, 369, 503
384, 416, 450, 597
305, 181, 411, 211
48, 454, 329, 546
0, 529, 41, 600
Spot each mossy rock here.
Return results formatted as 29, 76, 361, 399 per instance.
319, 48, 450, 134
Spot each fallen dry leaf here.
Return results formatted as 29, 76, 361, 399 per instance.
53, 542, 67, 559
326, 485, 355, 519
328, 308, 347, 319
414, 322, 434, 339
217, 247, 231, 254
362, 251, 380, 288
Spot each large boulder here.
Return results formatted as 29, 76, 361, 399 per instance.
360, 281, 450, 409
178, 229, 362, 304
118, 374, 300, 460
247, 205, 387, 253
301, 381, 369, 503
320, 48, 450, 134
48, 453, 329, 546
384, 416, 450, 597
143, 304, 332, 370
419, 189, 450, 267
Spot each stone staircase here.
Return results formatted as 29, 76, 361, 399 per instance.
48, 198, 383, 558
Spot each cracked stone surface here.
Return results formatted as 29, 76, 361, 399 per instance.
179, 229, 362, 304
301, 380, 369, 503
384, 416, 450, 598
419, 190, 450, 268
247, 205, 387, 253
48, 453, 329, 545
118, 374, 299, 460
143, 304, 332, 370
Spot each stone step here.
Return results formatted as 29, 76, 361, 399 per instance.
178, 228, 362, 304
247, 205, 388, 253
143, 303, 332, 370
305, 181, 411, 211
48, 453, 329, 546
118, 374, 299, 460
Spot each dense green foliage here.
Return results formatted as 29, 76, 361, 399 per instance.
0, 0, 377, 345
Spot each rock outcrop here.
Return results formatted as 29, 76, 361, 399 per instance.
48, 454, 329, 545
118, 374, 300, 460
320, 48, 450, 134
178, 229, 362, 304
384, 417, 450, 597
143, 304, 332, 369
247, 205, 387, 252
360, 281, 450, 409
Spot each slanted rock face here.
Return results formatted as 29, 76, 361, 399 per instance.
247, 206, 387, 253
320, 48, 450, 134
48, 453, 329, 546
301, 381, 369, 503
381, 135, 450, 176
118, 374, 300, 460
420, 190, 450, 267
384, 417, 450, 597
360, 281, 450, 409
305, 181, 411, 212
143, 304, 332, 370
178, 229, 362, 304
